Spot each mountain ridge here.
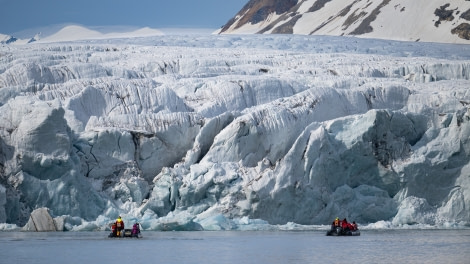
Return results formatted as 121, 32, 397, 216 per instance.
218, 0, 470, 44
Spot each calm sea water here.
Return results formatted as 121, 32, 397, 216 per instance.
1, 229, 469, 264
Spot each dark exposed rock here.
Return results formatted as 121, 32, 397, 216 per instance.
219, 0, 298, 33
451, 23, 470, 40
308, 0, 333, 13
343, 9, 368, 30
461, 9, 470, 21
310, 0, 361, 34
0, 36, 17, 44
350, 0, 392, 35
434, 4, 455, 27
258, 12, 299, 34
339, 0, 359, 17
271, 14, 302, 34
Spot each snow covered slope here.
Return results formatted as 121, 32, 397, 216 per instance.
0, 34, 469, 230
218, 0, 470, 44
1, 25, 163, 45
37, 25, 164, 43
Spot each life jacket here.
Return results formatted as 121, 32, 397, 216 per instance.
116, 219, 123, 229
111, 223, 116, 231
334, 219, 340, 227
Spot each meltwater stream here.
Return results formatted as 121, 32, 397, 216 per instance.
1, 229, 469, 264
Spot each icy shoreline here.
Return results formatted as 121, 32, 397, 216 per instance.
1, 219, 469, 232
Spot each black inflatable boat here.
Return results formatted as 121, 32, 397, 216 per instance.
326, 226, 360, 236
108, 228, 142, 238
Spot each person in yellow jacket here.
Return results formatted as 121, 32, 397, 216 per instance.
115, 216, 125, 236
333, 217, 341, 227
330, 217, 341, 232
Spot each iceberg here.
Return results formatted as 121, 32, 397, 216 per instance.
22, 207, 63, 231
0, 34, 469, 231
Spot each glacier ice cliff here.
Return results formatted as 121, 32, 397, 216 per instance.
0, 34, 469, 230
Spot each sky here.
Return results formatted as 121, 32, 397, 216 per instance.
0, 0, 248, 36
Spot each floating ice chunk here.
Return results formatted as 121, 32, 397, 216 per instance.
231, 217, 272, 231
195, 214, 235, 231
392, 196, 436, 225
361, 220, 395, 229
146, 211, 203, 231
22, 208, 59, 231
0, 223, 20, 231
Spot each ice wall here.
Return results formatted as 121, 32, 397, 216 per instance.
0, 35, 469, 229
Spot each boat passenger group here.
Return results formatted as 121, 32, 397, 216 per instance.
108, 216, 141, 238
108, 216, 359, 237
332, 217, 358, 231
327, 217, 360, 236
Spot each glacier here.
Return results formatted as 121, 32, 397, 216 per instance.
0, 34, 469, 231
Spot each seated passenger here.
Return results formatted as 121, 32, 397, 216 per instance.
331, 217, 341, 230
115, 216, 124, 236
131, 222, 141, 237
351, 221, 358, 231
109, 223, 117, 237
341, 218, 350, 231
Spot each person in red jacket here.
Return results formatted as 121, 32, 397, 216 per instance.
351, 221, 358, 231
342, 218, 350, 231
109, 223, 117, 237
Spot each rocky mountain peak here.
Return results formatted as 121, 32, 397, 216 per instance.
219, 0, 470, 44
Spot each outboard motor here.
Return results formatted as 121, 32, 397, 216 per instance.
336, 227, 342, 235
